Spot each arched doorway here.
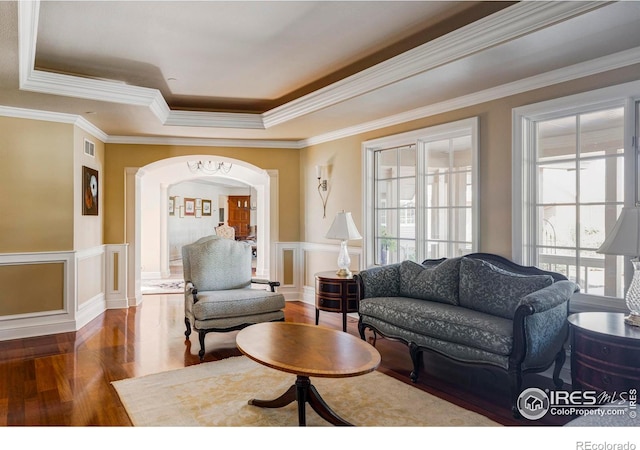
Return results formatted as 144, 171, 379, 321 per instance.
125, 155, 279, 306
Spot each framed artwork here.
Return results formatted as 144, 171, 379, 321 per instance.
179, 206, 185, 218
196, 198, 202, 209
184, 198, 196, 216
195, 209, 202, 218
219, 207, 225, 223
82, 166, 99, 216
202, 199, 212, 216
168, 196, 175, 216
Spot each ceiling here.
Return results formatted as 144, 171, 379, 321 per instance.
1, 1, 640, 148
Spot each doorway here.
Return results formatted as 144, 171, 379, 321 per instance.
125, 156, 279, 306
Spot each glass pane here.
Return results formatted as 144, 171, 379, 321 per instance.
426, 208, 448, 240
537, 247, 576, 282
377, 237, 398, 265
538, 162, 576, 204
376, 179, 397, 209
377, 209, 397, 239
452, 241, 473, 258
452, 207, 472, 242
579, 205, 607, 250
451, 136, 472, 169
539, 205, 576, 247
537, 116, 576, 161
399, 177, 415, 207
376, 149, 396, 179
579, 157, 624, 204
450, 171, 471, 207
398, 146, 416, 177
579, 108, 624, 157
399, 239, 416, 262
425, 241, 448, 260
426, 173, 449, 208
399, 210, 416, 239
425, 139, 450, 174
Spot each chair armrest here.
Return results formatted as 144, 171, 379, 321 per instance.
185, 281, 199, 303
251, 278, 280, 292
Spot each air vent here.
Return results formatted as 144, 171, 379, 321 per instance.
84, 139, 95, 157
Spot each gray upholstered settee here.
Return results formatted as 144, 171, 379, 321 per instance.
355, 253, 578, 417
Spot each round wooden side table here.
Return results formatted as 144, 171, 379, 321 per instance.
568, 311, 640, 394
314, 271, 359, 332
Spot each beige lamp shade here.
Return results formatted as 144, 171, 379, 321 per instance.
597, 206, 640, 257
325, 211, 362, 241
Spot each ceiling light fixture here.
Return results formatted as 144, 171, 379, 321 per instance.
186, 161, 233, 175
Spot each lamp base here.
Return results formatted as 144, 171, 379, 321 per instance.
335, 268, 352, 278
624, 313, 640, 327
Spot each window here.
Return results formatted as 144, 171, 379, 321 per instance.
363, 118, 479, 267
513, 81, 640, 311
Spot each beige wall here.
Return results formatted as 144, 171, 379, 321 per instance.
74, 127, 105, 251
104, 144, 301, 244
301, 65, 640, 267
0, 117, 74, 252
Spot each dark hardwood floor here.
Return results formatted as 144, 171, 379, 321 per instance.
0, 295, 571, 427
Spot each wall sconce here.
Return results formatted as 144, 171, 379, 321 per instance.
316, 165, 328, 218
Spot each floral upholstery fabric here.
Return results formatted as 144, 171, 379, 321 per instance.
398, 258, 461, 305
359, 296, 513, 355
182, 237, 252, 291
458, 257, 554, 320
215, 224, 236, 240
358, 263, 401, 298
361, 315, 510, 369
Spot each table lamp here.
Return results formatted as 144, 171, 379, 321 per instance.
325, 211, 362, 277
596, 206, 640, 327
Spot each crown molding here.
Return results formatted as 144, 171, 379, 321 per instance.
262, 1, 608, 129
164, 110, 264, 129
17, 0, 607, 131
106, 135, 303, 149
302, 45, 640, 147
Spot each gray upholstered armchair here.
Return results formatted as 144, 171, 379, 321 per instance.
182, 235, 285, 360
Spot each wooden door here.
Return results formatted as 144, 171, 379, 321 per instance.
228, 196, 250, 239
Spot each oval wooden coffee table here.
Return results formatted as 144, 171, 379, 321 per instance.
236, 321, 381, 426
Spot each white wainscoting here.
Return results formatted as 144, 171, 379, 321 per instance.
273, 241, 363, 304
0, 244, 129, 341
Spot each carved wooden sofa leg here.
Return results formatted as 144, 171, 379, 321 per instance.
552, 347, 566, 389
508, 365, 523, 418
409, 343, 423, 383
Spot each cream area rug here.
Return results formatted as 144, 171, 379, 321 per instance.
112, 356, 499, 427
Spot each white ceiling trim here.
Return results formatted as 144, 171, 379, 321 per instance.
105, 135, 303, 149
0, 105, 109, 141
262, 1, 607, 129
302, 45, 640, 147
6, 42, 640, 150
17, 1, 606, 131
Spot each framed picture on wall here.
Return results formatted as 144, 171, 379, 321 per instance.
195, 209, 202, 218
219, 207, 225, 223
179, 206, 184, 218
82, 166, 99, 216
184, 198, 196, 216
196, 198, 202, 209
202, 199, 212, 216
168, 196, 175, 216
